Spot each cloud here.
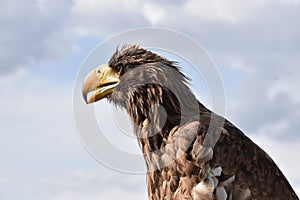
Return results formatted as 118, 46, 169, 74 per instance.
224, 55, 300, 140
0, 176, 9, 186
70, 0, 149, 37
146, 0, 300, 142
183, 0, 270, 24
3, 0, 299, 81
0, 0, 74, 75
0, 72, 146, 200
48, 169, 146, 200
142, 2, 165, 26
249, 134, 300, 196
0, 67, 27, 85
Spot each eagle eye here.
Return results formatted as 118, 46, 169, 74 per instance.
115, 64, 122, 73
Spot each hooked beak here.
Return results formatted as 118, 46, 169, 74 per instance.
82, 64, 120, 104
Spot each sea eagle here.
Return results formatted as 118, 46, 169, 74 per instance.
82, 45, 298, 200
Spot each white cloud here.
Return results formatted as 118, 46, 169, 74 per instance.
0, 67, 27, 85
142, 3, 165, 26
278, 0, 300, 5
183, 0, 269, 24
249, 134, 300, 194
268, 77, 300, 103
49, 190, 145, 200
182, 0, 300, 24
0, 73, 147, 200
48, 169, 146, 200
3, 0, 300, 79
0, 0, 74, 75
223, 56, 300, 138
0, 176, 9, 186
71, 0, 147, 37
0, 76, 87, 196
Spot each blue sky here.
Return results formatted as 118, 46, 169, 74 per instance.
1, 0, 300, 199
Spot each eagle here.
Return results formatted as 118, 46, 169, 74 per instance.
82, 45, 298, 200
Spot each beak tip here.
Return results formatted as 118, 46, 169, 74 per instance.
82, 68, 97, 104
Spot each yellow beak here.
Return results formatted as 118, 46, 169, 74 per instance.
82, 64, 120, 104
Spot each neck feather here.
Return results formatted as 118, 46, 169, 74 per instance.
127, 83, 202, 153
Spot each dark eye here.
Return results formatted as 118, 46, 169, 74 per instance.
115, 64, 122, 73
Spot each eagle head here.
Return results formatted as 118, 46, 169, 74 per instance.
82, 45, 179, 104
82, 44, 195, 113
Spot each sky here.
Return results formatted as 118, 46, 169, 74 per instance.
1, 0, 300, 199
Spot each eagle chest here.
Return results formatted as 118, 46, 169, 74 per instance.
146, 153, 229, 200
144, 122, 232, 200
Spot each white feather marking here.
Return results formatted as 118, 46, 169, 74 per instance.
198, 145, 213, 162
194, 181, 214, 200
216, 187, 227, 200
195, 181, 209, 191
211, 166, 222, 176
162, 180, 167, 190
